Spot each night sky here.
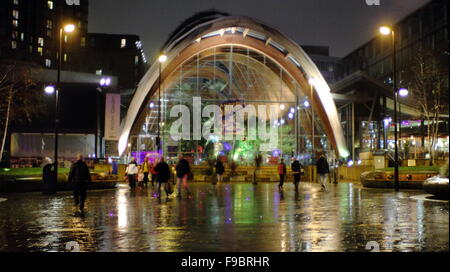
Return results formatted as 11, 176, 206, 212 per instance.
88, 0, 430, 60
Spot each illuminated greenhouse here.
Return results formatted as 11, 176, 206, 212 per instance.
118, 13, 349, 165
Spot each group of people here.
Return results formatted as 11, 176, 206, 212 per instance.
277, 152, 331, 192
65, 151, 332, 214
125, 154, 192, 200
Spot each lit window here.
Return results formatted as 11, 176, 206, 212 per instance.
38, 37, 44, 47
20, 32, 24, 41
96, 69, 102, 75
64, 54, 68, 62
135, 55, 139, 65
38, 47, 43, 56
13, 0, 19, 5
12, 20, 18, 27
121, 38, 127, 48
45, 59, 51, 68
47, 1, 53, 10
46, 20, 53, 29
11, 41, 17, 49
12, 10, 19, 19
81, 37, 86, 47
12, 31, 18, 39
64, 35, 68, 43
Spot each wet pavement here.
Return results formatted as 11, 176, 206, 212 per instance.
0, 182, 448, 252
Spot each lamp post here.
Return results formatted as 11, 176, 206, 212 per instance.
53, 23, 75, 187
380, 26, 399, 191
398, 88, 409, 153
156, 54, 167, 154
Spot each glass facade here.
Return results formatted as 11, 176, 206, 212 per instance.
128, 45, 331, 165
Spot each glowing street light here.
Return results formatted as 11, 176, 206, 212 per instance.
399, 88, 409, 97
379, 26, 392, 36
158, 54, 167, 63
44, 85, 55, 94
64, 24, 75, 33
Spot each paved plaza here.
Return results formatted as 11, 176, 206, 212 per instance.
0, 181, 448, 252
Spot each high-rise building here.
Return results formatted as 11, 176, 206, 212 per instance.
333, 0, 449, 161
82, 33, 148, 90
0, 0, 89, 70
301, 45, 341, 84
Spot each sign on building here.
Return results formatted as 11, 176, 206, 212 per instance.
104, 93, 121, 141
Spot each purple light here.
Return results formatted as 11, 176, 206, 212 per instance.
223, 142, 231, 151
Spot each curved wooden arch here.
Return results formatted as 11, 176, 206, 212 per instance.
119, 17, 348, 158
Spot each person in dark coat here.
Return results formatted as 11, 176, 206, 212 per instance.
278, 158, 287, 191
316, 152, 330, 192
214, 158, 225, 184
175, 154, 191, 198
68, 154, 92, 212
291, 158, 304, 191
154, 157, 171, 200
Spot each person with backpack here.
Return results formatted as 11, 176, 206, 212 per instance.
175, 154, 191, 198
68, 154, 92, 213
278, 158, 287, 191
291, 157, 304, 191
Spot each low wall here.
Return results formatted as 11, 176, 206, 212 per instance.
338, 166, 375, 181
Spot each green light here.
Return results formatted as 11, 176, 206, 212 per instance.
3, 168, 11, 172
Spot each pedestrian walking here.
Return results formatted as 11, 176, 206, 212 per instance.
214, 157, 225, 184
125, 157, 139, 189
316, 152, 330, 192
175, 154, 191, 198
141, 157, 150, 186
68, 154, 92, 213
278, 158, 287, 191
291, 158, 304, 191
150, 159, 158, 186
154, 157, 172, 200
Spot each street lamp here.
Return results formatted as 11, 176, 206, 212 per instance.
45, 85, 55, 94
156, 54, 167, 154
380, 25, 400, 191
53, 23, 75, 189
398, 88, 408, 152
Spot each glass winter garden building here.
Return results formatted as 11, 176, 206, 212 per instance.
119, 14, 349, 165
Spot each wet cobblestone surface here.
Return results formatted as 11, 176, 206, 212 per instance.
0, 182, 448, 252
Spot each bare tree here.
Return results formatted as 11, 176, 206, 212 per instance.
403, 48, 449, 165
0, 61, 44, 162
